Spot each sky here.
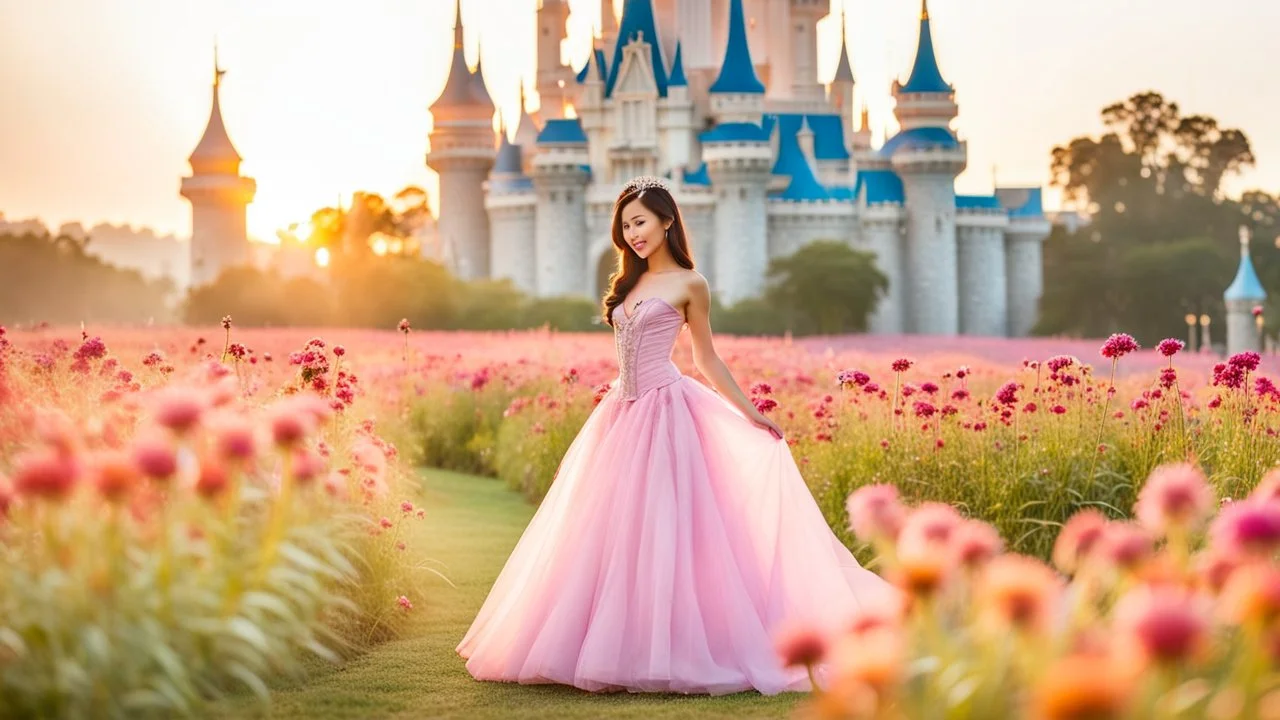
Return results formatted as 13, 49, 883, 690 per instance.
1, 0, 1278, 243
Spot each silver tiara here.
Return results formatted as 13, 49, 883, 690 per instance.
624, 175, 669, 193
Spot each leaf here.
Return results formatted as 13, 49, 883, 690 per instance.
226, 617, 271, 655
226, 661, 271, 701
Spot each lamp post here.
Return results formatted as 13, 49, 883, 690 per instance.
1185, 313, 1198, 352
1256, 305, 1267, 354
1200, 314, 1212, 355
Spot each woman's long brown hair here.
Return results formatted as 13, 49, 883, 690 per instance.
600, 184, 696, 327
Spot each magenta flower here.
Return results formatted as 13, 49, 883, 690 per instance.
1209, 500, 1280, 559
913, 401, 936, 419
750, 382, 773, 396
891, 358, 913, 373
995, 381, 1019, 407
774, 622, 828, 668
221, 315, 232, 330
1229, 351, 1262, 373
1156, 338, 1184, 357
1100, 333, 1140, 360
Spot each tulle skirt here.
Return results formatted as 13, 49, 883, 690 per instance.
456, 375, 897, 695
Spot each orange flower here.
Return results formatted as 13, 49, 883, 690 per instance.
976, 554, 1063, 635
1032, 653, 1132, 720
1218, 564, 1280, 627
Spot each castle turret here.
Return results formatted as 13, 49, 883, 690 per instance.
1225, 225, 1268, 355
601, 0, 621, 61
532, 119, 590, 298
426, 0, 496, 281
486, 119, 537, 295
702, 0, 770, 305
709, 0, 765, 125
829, 5, 856, 140
535, 0, 574, 122
607, 4, 665, 182
789, 0, 826, 106
887, 0, 965, 335
659, 42, 697, 174
180, 48, 256, 288
997, 187, 1051, 337
512, 81, 540, 171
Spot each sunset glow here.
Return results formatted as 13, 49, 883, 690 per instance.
1, 0, 1276, 243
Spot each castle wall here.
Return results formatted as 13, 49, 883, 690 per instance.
861, 205, 905, 335
957, 216, 1009, 337
485, 192, 537, 295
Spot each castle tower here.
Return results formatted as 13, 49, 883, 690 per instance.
532, 119, 590, 297
888, 0, 965, 335
486, 119, 537, 295
601, 0, 621, 61
704, 0, 771, 304
512, 81, 540, 172
426, 0, 496, 281
536, 0, 574, 122
180, 48, 256, 288
578, 38, 610, 179
659, 42, 697, 174
829, 5, 856, 138
789, 0, 826, 105
1225, 225, 1268, 355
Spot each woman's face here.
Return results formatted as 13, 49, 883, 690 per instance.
620, 198, 670, 260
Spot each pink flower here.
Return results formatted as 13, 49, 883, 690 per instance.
213, 417, 257, 462
1134, 463, 1215, 536
891, 358, 912, 373
995, 382, 1019, 406
1052, 509, 1109, 574
397, 595, 413, 611
1209, 500, 1280, 559
152, 388, 205, 434
898, 502, 963, 556
845, 484, 905, 542
398, 319, 411, 334
913, 401, 936, 419
1100, 523, 1152, 570
401, 501, 415, 514
13, 449, 79, 501
750, 382, 773, 396
1100, 333, 1140, 360
774, 622, 828, 667
952, 520, 1004, 569
221, 315, 232, 330
132, 433, 178, 482
752, 397, 778, 414
1229, 351, 1261, 373
1156, 338, 1184, 357
1254, 305, 1265, 318
1113, 588, 1208, 666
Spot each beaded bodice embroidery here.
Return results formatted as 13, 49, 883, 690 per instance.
611, 298, 685, 401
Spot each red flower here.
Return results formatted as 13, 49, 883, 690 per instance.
891, 358, 913, 373
1100, 333, 1140, 359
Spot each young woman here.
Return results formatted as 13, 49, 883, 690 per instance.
456, 176, 896, 695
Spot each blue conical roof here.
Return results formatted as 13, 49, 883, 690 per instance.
605, 0, 669, 98
669, 41, 687, 87
710, 0, 764, 94
1225, 239, 1268, 301
493, 132, 524, 175
900, 1, 951, 94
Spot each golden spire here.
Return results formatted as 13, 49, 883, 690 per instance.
213, 40, 225, 89
921, 0, 929, 20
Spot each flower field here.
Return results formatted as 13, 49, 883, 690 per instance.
1, 320, 1279, 717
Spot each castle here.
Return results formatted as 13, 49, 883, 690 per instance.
429, 0, 1051, 337
176, 0, 1268, 347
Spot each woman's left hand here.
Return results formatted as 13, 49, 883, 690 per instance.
751, 412, 784, 440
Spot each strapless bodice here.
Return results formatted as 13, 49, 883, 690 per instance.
611, 298, 685, 401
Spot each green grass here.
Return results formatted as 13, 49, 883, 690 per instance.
208, 469, 806, 719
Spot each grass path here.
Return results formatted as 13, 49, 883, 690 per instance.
209, 469, 806, 719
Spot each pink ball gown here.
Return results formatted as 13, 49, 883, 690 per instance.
456, 297, 897, 695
